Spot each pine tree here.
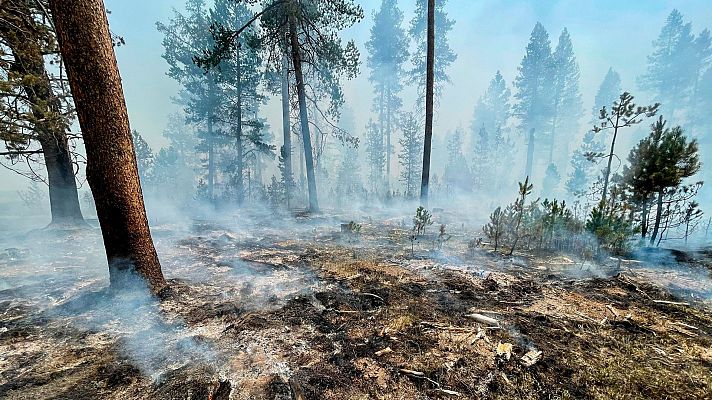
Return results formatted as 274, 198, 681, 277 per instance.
0, 0, 84, 224
443, 129, 471, 191
624, 117, 701, 244
132, 130, 155, 184
566, 130, 604, 197
593, 92, 659, 205
514, 22, 555, 180
408, 0, 456, 103
471, 71, 511, 139
549, 28, 582, 167
398, 112, 423, 198
365, 119, 385, 194
591, 68, 622, 123
638, 9, 697, 117
366, 0, 409, 189
158, 0, 224, 202
199, 0, 363, 212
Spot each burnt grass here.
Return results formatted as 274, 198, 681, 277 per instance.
2, 218, 712, 399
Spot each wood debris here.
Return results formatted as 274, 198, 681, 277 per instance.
375, 347, 393, 356
653, 299, 690, 306
465, 313, 500, 326
521, 350, 543, 367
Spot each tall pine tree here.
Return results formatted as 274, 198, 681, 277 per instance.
408, 0, 456, 103
514, 22, 554, 181
549, 28, 582, 168
366, 0, 409, 189
638, 9, 697, 117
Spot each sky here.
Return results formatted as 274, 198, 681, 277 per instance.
2, 0, 712, 190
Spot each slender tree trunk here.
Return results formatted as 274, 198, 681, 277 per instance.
419, 0, 435, 206
207, 76, 216, 203
379, 86, 386, 192
40, 137, 84, 224
235, 45, 244, 205
49, 0, 166, 292
640, 197, 649, 238
525, 128, 535, 179
650, 190, 664, 246
288, 11, 319, 212
601, 117, 620, 205
281, 49, 292, 208
386, 84, 392, 192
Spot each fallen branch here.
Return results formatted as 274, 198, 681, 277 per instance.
360, 292, 385, 302
465, 313, 499, 326
653, 300, 690, 306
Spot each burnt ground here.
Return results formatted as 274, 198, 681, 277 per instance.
1, 209, 712, 399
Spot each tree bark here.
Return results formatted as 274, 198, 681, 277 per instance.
280, 49, 292, 208
650, 190, 664, 246
40, 136, 84, 224
49, 0, 166, 292
601, 113, 621, 205
419, 0, 435, 206
0, 0, 84, 225
288, 10, 319, 212
207, 76, 216, 202
235, 45, 244, 205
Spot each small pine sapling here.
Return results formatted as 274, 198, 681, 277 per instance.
413, 206, 434, 236
435, 224, 451, 250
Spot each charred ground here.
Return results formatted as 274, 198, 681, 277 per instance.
1, 210, 711, 399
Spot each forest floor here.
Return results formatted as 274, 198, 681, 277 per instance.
1, 208, 712, 399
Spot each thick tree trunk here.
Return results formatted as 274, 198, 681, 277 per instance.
281, 50, 292, 207
525, 128, 535, 179
40, 137, 84, 224
49, 0, 166, 292
650, 190, 664, 246
288, 12, 319, 212
419, 0, 435, 206
0, 0, 84, 225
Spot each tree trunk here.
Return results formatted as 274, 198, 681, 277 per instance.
650, 190, 664, 246
601, 120, 620, 205
525, 128, 535, 179
49, 0, 166, 292
281, 49, 292, 208
235, 45, 244, 205
640, 197, 649, 238
0, 0, 84, 225
288, 11, 319, 212
207, 76, 216, 202
40, 136, 84, 224
419, 0, 435, 206
386, 84, 392, 192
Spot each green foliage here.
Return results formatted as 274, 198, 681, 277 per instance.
365, 119, 385, 193
413, 206, 433, 236
483, 178, 609, 256
585, 199, 637, 254
398, 112, 423, 198
408, 0, 456, 101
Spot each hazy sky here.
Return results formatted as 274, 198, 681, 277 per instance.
2, 0, 712, 190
